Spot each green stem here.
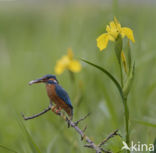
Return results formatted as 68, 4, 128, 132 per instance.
119, 57, 130, 152
123, 97, 130, 153
68, 70, 75, 83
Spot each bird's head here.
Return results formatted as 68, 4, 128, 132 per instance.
29, 74, 59, 85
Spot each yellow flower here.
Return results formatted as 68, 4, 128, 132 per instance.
55, 48, 82, 75
97, 17, 135, 51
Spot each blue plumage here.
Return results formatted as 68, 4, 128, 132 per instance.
29, 74, 73, 118
55, 85, 73, 109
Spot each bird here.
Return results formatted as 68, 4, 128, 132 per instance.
29, 74, 73, 120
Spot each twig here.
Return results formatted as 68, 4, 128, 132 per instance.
101, 148, 112, 153
74, 113, 90, 126
22, 107, 119, 153
82, 125, 87, 133
22, 106, 51, 120
55, 112, 117, 153
98, 129, 120, 147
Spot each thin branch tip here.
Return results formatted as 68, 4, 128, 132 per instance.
98, 129, 121, 148
22, 106, 51, 121
74, 113, 90, 126
82, 125, 87, 133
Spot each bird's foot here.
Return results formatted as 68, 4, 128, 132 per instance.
51, 106, 61, 116
55, 107, 62, 115
54, 110, 61, 116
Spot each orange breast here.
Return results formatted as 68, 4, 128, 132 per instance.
46, 84, 72, 116
46, 84, 57, 102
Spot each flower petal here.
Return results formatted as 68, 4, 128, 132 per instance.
68, 60, 81, 72
96, 33, 111, 51
54, 56, 70, 75
59, 56, 70, 66
106, 20, 120, 39
109, 21, 116, 30
55, 64, 65, 75
121, 27, 135, 43
114, 17, 121, 30
106, 25, 111, 33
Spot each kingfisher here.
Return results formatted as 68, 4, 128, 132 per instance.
29, 74, 73, 120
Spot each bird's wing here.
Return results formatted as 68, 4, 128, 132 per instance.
55, 85, 73, 109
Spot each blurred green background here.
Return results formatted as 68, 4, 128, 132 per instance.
0, 1, 156, 153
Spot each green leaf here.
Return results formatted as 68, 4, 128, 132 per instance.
81, 58, 123, 98
0, 144, 18, 153
123, 62, 135, 97
16, 118, 42, 153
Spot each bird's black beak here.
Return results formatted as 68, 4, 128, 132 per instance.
29, 77, 47, 85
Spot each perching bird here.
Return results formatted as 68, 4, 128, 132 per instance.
29, 74, 73, 120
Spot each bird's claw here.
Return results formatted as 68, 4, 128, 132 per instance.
65, 117, 71, 128
51, 106, 62, 116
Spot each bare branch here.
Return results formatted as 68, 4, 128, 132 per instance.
22, 106, 51, 120
98, 129, 120, 147
59, 113, 115, 153
22, 107, 118, 153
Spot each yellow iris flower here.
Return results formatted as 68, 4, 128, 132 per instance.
55, 48, 82, 75
97, 17, 135, 51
